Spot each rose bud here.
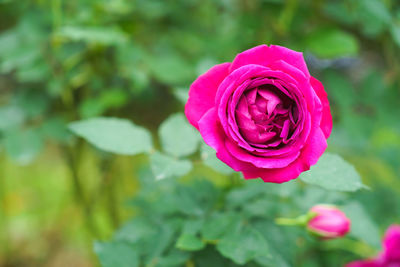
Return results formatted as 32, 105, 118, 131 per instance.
185, 45, 332, 183
307, 204, 351, 239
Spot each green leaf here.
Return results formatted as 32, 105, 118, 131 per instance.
300, 153, 365, 192
4, 128, 43, 165
201, 143, 233, 175
150, 152, 192, 180
324, 71, 356, 109
306, 28, 359, 58
217, 226, 270, 265
55, 26, 127, 45
201, 212, 241, 241
172, 87, 189, 104
156, 249, 190, 267
68, 117, 152, 155
94, 241, 138, 267
159, 113, 200, 157
391, 24, 400, 48
148, 53, 194, 85
0, 106, 25, 131
342, 202, 381, 249
176, 234, 205, 251
357, 0, 391, 36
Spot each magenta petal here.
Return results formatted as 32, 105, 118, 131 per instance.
229, 45, 310, 78
242, 158, 309, 183
383, 225, 400, 262
308, 205, 351, 238
345, 260, 382, 267
225, 140, 299, 168
310, 76, 333, 138
257, 88, 281, 115
242, 127, 327, 183
198, 108, 254, 171
185, 62, 230, 129
300, 127, 327, 166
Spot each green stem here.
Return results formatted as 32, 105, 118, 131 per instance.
0, 153, 10, 256
64, 142, 99, 237
100, 158, 120, 229
275, 212, 316, 226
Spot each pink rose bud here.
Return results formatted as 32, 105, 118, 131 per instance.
307, 204, 351, 239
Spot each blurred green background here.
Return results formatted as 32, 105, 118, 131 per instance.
0, 0, 400, 266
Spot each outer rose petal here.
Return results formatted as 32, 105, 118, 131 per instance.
345, 260, 382, 267
198, 108, 255, 172
185, 62, 230, 129
310, 76, 333, 138
230, 44, 310, 78
383, 225, 400, 261
242, 127, 327, 183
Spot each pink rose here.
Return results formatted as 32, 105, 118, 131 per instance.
307, 205, 351, 239
185, 45, 332, 183
346, 225, 400, 267
382, 225, 400, 262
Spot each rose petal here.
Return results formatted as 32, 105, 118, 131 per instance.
185, 62, 230, 129
198, 108, 255, 171
310, 76, 333, 138
230, 44, 310, 78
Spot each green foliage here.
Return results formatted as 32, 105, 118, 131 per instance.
93, 168, 373, 267
300, 153, 365, 192
68, 117, 153, 155
306, 28, 359, 58
94, 241, 139, 267
342, 202, 381, 249
159, 113, 200, 157
3, 128, 43, 165
150, 152, 192, 180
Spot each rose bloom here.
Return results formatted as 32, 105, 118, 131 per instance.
307, 205, 351, 239
185, 45, 332, 183
346, 225, 400, 267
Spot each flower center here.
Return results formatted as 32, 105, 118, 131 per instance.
235, 83, 298, 148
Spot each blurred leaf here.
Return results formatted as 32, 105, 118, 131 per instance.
391, 24, 400, 48
40, 117, 71, 142
356, 0, 391, 36
324, 70, 356, 108
176, 234, 204, 251
323, 2, 355, 25
150, 152, 192, 180
217, 226, 270, 265
4, 128, 43, 165
68, 117, 152, 155
55, 26, 127, 45
159, 113, 200, 157
201, 143, 233, 175
201, 212, 241, 241
300, 153, 365, 192
114, 218, 155, 243
342, 202, 381, 249
0, 106, 25, 131
306, 28, 359, 58
94, 241, 138, 267
156, 249, 190, 267
175, 220, 204, 252
172, 87, 189, 105
14, 91, 49, 118
148, 53, 194, 85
